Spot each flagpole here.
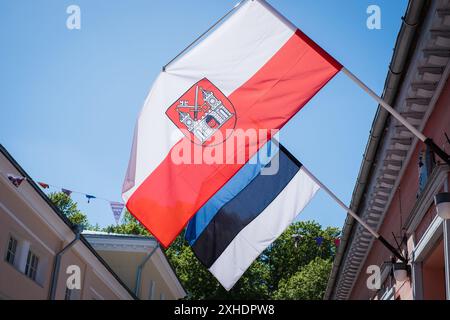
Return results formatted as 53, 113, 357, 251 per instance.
300, 166, 407, 263
162, 0, 248, 72
342, 67, 450, 166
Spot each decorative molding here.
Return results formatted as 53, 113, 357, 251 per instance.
412, 214, 443, 262
0, 170, 72, 242
84, 234, 186, 299
83, 235, 157, 253
333, 0, 450, 299
0, 200, 55, 255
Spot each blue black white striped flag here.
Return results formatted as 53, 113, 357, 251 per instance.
186, 142, 320, 290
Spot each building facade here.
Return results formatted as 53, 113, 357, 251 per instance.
326, 0, 450, 300
0, 144, 185, 300
83, 232, 186, 300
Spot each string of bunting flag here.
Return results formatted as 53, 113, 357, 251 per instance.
293, 234, 341, 248
315, 236, 341, 247
4, 171, 342, 245
3, 172, 125, 224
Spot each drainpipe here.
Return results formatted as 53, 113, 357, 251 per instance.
134, 243, 159, 297
48, 225, 82, 300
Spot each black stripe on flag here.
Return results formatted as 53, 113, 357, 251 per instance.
192, 147, 302, 268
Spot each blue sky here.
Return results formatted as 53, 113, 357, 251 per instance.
0, 0, 407, 230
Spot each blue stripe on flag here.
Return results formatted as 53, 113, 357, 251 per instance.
191, 148, 301, 268
185, 140, 278, 246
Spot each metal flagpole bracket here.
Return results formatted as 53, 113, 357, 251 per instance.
425, 138, 450, 165
342, 67, 450, 167
301, 166, 408, 263
162, 0, 248, 72
378, 235, 407, 263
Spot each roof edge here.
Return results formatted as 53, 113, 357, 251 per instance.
324, 0, 429, 299
0, 144, 139, 300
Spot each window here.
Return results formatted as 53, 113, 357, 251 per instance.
5, 236, 18, 265
24, 250, 39, 281
418, 146, 436, 196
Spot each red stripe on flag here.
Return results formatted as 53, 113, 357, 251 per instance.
127, 30, 342, 247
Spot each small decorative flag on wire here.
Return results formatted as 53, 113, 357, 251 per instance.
38, 182, 49, 189
334, 238, 341, 247
86, 195, 96, 203
315, 237, 324, 246
8, 174, 25, 187
61, 188, 72, 196
110, 202, 125, 224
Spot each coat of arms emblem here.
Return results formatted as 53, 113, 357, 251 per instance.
166, 78, 236, 146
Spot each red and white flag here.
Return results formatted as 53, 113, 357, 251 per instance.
122, 0, 342, 247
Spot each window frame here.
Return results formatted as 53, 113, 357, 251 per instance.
5, 236, 18, 266
24, 250, 39, 281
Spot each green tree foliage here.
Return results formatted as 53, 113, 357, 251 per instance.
103, 211, 150, 236
273, 257, 332, 300
48, 192, 90, 227
103, 213, 339, 300
166, 230, 271, 300
266, 221, 340, 292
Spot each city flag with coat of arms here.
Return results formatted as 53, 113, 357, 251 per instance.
122, 0, 342, 248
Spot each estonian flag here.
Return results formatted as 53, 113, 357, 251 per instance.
186, 142, 320, 290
